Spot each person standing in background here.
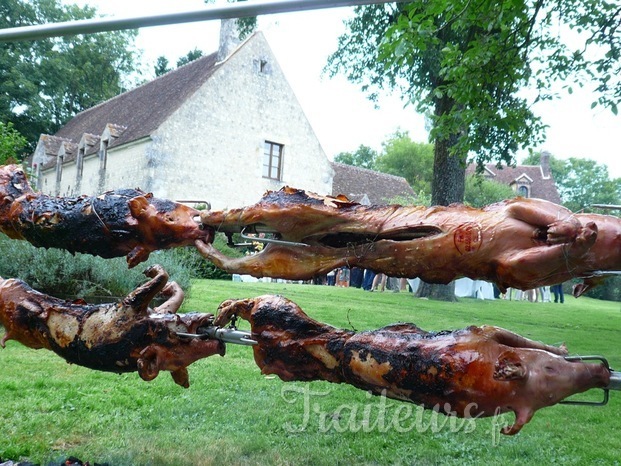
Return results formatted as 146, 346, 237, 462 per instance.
551, 283, 564, 303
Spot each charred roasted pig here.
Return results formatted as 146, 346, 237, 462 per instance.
215, 295, 611, 435
197, 187, 621, 296
0, 265, 224, 387
0, 164, 211, 267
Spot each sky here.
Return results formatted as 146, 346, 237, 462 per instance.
64, 0, 620, 178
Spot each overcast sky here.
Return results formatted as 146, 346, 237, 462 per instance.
65, 0, 620, 178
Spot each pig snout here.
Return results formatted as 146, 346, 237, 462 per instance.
529, 356, 610, 403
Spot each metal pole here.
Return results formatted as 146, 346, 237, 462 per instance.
591, 204, 621, 210
0, 0, 402, 42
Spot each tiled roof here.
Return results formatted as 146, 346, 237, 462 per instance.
331, 162, 416, 205
467, 163, 561, 204
53, 51, 222, 148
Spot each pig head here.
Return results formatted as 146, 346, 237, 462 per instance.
468, 332, 611, 434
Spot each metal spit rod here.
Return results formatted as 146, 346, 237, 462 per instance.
607, 370, 621, 391
177, 326, 257, 346
0, 0, 406, 42
559, 355, 621, 406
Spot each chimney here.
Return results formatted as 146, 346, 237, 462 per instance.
217, 19, 241, 62
540, 151, 551, 178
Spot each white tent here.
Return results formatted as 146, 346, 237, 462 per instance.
454, 278, 496, 299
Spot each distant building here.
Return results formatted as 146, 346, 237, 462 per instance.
331, 162, 416, 205
466, 151, 561, 203
30, 22, 333, 210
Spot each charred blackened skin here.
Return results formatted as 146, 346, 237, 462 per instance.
0, 164, 212, 268
215, 295, 611, 435
197, 187, 621, 296
0, 264, 225, 387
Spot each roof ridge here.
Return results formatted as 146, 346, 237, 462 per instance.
331, 162, 408, 181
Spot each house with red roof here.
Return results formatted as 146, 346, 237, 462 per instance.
466, 151, 561, 203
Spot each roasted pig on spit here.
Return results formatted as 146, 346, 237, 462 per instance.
197, 187, 621, 296
0, 265, 224, 387
214, 295, 612, 435
0, 164, 211, 267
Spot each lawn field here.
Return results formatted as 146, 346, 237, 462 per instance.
1, 280, 620, 465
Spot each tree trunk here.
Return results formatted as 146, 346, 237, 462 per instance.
416, 95, 467, 302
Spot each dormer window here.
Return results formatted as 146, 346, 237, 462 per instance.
517, 185, 529, 197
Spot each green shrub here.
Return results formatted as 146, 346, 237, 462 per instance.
174, 233, 247, 280
581, 275, 621, 302
0, 234, 196, 299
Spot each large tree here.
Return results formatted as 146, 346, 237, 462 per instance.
327, 1, 620, 300
0, 0, 138, 149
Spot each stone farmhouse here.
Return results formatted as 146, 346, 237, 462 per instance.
466, 151, 561, 203
30, 25, 339, 210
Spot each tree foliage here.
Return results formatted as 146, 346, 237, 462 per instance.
0, 0, 138, 149
338, 131, 517, 208
334, 144, 378, 169
554, 157, 620, 212
0, 121, 27, 164
375, 131, 434, 195
154, 48, 205, 77
464, 175, 516, 208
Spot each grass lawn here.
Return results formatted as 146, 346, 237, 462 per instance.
1, 280, 620, 465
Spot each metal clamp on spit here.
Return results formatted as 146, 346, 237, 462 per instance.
176, 323, 257, 346
221, 223, 309, 248
196, 219, 309, 249
560, 355, 621, 406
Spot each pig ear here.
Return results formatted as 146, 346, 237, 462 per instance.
494, 351, 527, 381
128, 195, 151, 219
137, 346, 161, 382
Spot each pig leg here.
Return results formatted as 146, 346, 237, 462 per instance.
502, 408, 534, 435
504, 198, 593, 246
497, 222, 598, 289
214, 298, 258, 327
122, 264, 169, 313
153, 282, 185, 315
504, 198, 574, 229
572, 276, 607, 298
481, 326, 567, 356
195, 240, 347, 280
137, 339, 225, 388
